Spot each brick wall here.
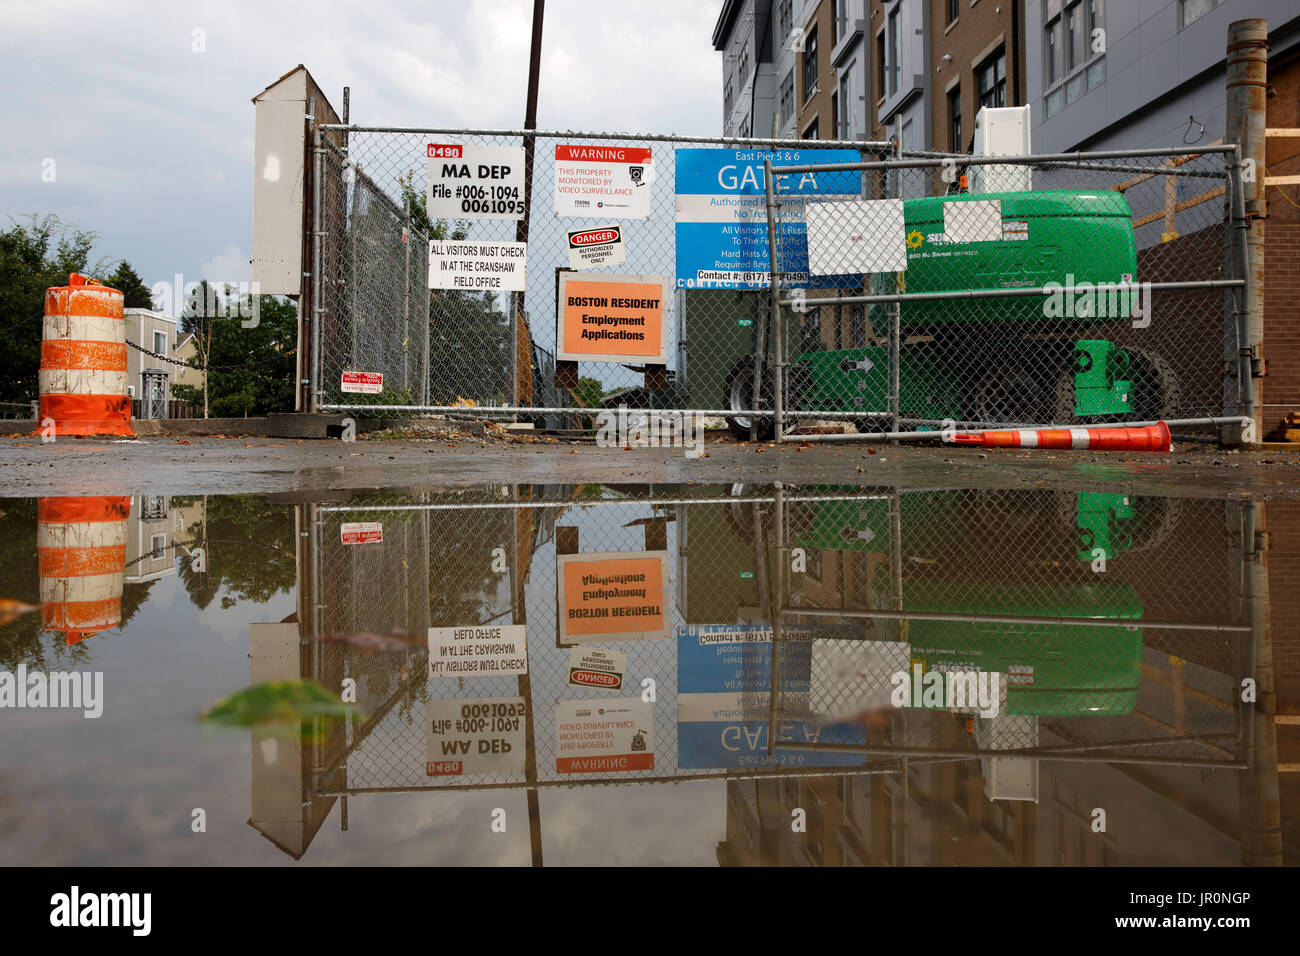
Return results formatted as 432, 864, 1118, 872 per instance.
1264, 49, 1300, 437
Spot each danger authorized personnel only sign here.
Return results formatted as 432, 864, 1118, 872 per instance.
341, 371, 383, 393
555, 697, 654, 773
567, 646, 627, 691
555, 272, 671, 365
553, 144, 653, 219
340, 521, 383, 545
426, 697, 526, 779
566, 225, 626, 271
556, 550, 669, 643
428, 624, 528, 678
426, 143, 525, 220
428, 239, 527, 292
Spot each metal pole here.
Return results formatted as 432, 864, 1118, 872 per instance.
403, 193, 411, 395
1225, 19, 1268, 446
764, 160, 783, 443
1239, 500, 1281, 864
767, 482, 785, 757
782, 605, 1249, 633
310, 124, 324, 413
512, 0, 545, 418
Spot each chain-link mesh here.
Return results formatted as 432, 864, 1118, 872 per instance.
312, 129, 892, 429
773, 489, 1248, 765
768, 148, 1241, 435
311, 131, 1240, 437
294, 485, 1250, 807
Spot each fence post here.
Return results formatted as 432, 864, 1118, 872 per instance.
310, 124, 324, 414
764, 159, 783, 443
1225, 18, 1268, 445
403, 193, 411, 398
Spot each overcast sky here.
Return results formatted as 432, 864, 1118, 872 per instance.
0, 0, 722, 299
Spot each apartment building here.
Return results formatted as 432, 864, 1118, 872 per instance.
714, 0, 778, 138
929, 0, 1027, 152
1025, 0, 1300, 152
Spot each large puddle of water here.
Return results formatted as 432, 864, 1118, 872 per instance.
0, 484, 1289, 865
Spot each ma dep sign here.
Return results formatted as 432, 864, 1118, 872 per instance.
556, 273, 670, 364
557, 550, 668, 643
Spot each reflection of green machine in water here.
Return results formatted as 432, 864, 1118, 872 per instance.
893, 581, 1144, 717
723, 190, 1175, 438
791, 490, 1145, 717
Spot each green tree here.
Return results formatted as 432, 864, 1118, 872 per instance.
0, 215, 100, 403
172, 292, 297, 417
397, 172, 513, 405
174, 496, 297, 610
103, 260, 153, 309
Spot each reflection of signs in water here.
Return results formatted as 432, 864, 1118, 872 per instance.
629, 166, 644, 186
630, 729, 647, 751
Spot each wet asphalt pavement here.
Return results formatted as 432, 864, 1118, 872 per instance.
1, 433, 1297, 498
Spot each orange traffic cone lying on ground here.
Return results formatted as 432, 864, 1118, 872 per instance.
952, 421, 1171, 452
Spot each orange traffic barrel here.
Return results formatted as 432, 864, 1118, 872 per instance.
37, 496, 130, 646
37, 273, 133, 436
952, 421, 1171, 452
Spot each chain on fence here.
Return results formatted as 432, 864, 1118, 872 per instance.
292, 485, 1251, 802
311, 129, 1243, 437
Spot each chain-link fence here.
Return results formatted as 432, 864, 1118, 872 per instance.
311, 127, 892, 425
289, 484, 1253, 809
309, 128, 1247, 439
765, 145, 1247, 438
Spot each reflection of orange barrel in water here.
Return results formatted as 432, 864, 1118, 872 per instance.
37, 274, 133, 436
37, 497, 130, 646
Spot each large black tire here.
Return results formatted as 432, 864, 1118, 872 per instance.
722, 358, 775, 441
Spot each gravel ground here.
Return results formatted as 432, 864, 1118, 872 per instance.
0, 430, 1297, 498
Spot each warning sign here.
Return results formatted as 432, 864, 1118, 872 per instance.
557, 550, 668, 643
555, 697, 654, 773
341, 371, 383, 393
566, 225, 626, 271
428, 624, 528, 678
428, 239, 527, 292
340, 521, 382, 545
553, 144, 653, 219
426, 143, 525, 220
567, 646, 627, 691
556, 273, 671, 364
426, 697, 526, 778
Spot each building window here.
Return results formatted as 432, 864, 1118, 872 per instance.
875, 30, 886, 101
948, 85, 962, 151
724, 78, 734, 118
947, 0, 959, 25
802, 25, 819, 102
153, 330, 167, 356
977, 47, 1006, 110
886, 8, 900, 96
1044, 0, 1105, 113
1179, 0, 1225, 29
738, 42, 750, 85
778, 0, 793, 41
802, 116, 819, 141
779, 69, 795, 124
831, 90, 839, 138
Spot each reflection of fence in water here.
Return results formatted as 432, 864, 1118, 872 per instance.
295, 487, 1252, 802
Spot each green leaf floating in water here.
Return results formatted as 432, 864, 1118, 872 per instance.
202, 679, 359, 741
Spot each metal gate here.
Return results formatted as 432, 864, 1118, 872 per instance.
308, 126, 1250, 440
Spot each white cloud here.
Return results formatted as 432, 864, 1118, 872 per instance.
200, 243, 251, 285
0, 1, 722, 287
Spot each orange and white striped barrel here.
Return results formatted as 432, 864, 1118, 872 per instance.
37, 273, 133, 436
37, 496, 130, 646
